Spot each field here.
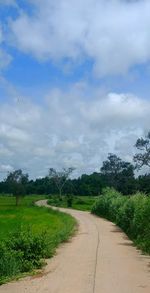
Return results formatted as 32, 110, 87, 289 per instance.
0, 195, 76, 284
47, 195, 97, 211
1, 191, 150, 286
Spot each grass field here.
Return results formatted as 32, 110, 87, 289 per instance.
47, 195, 97, 211
0, 195, 76, 284
0, 195, 45, 240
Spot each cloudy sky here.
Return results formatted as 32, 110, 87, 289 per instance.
0, 0, 150, 179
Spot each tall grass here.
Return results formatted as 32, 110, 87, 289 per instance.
92, 188, 150, 254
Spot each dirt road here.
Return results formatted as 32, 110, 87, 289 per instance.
0, 200, 150, 293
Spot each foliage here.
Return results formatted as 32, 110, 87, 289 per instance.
0, 158, 137, 197
65, 194, 73, 207
100, 154, 135, 194
4, 169, 29, 206
48, 167, 75, 197
0, 227, 49, 285
0, 242, 22, 282
134, 131, 150, 169
47, 195, 97, 211
136, 174, 150, 194
92, 188, 150, 254
1, 154, 150, 196
0, 195, 76, 284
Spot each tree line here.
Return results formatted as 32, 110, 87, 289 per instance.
0, 132, 150, 204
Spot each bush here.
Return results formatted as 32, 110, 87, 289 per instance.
7, 227, 52, 270
0, 227, 51, 284
92, 188, 150, 254
47, 196, 63, 207
0, 242, 21, 283
75, 198, 85, 205
65, 194, 73, 207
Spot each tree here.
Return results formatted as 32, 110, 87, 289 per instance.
134, 131, 150, 169
5, 169, 28, 206
136, 174, 150, 195
100, 154, 135, 194
48, 167, 75, 197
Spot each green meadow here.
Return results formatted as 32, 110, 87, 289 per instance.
0, 195, 76, 284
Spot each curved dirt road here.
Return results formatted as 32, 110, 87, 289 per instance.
0, 200, 150, 293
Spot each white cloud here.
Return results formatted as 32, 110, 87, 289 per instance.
0, 49, 12, 69
0, 0, 16, 6
81, 93, 149, 129
0, 26, 12, 70
0, 84, 150, 179
0, 164, 14, 174
9, 0, 150, 75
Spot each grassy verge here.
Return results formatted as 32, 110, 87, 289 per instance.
91, 188, 150, 255
47, 195, 97, 211
0, 195, 76, 284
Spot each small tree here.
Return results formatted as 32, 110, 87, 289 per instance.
5, 169, 28, 206
134, 132, 150, 169
48, 167, 75, 198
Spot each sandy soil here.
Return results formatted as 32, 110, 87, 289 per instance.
0, 200, 150, 293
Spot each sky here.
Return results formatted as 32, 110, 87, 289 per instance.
0, 0, 150, 180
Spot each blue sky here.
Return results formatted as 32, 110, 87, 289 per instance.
0, 0, 150, 179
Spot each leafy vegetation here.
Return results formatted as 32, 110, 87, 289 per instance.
0, 195, 76, 284
48, 167, 75, 198
134, 131, 150, 169
92, 188, 150, 254
1, 133, 150, 198
4, 170, 29, 206
47, 195, 97, 211
1, 154, 150, 198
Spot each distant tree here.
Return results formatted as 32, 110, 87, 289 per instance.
101, 154, 135, 194
5, 169, 28, 206
134, 132, 150, 169
48, 167, 75, 197
101, 153, 134, 173
136, 174, 150, 195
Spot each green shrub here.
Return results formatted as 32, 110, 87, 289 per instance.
0, 227, 52, 284
6, 227, 51, 271
47, 196, 63, 207
116, 198, 135, 234
131, 194, 150, 252
75, 198, 85, 205
92, 188, 150, 254
65, 195, 73, 207
0, 242, 21, 283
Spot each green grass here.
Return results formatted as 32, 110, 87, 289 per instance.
47, 195, 97, 211
0, 195, 76, 284
0, 195, 47, 240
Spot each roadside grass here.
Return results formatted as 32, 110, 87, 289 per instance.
0, 195, 76, 284
47, 195, 97, 211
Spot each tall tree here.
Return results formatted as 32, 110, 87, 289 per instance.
5, 169, 28, 206
101, 154, 135, 194
48, 167, 75, 197
134, 131, 150, 169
